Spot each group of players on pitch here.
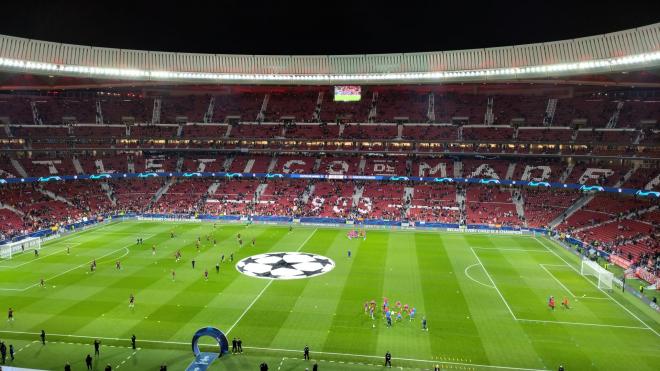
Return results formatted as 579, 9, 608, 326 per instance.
365, 298, 428, 330
33, 225, 258, 310
548, 296, 570, 310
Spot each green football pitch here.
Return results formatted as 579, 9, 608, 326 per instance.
0, 221, 658, 370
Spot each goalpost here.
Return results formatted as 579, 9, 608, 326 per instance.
0, 237, 42, 260
581, 259, 614, 290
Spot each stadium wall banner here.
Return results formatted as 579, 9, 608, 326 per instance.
0, 171, 658, 198
446, 228, 524, 234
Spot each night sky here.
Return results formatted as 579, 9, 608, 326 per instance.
1, 0, 658, 55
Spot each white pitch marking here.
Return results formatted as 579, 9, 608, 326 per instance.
0, 237, 147, 292
225, 228, 318, 335
534, 237, 660, 338
469, 247, 518, 320
539, 264, 577, 298
463, 263, 495, 289
472, 247, 551, 252
517, 318, 650, 330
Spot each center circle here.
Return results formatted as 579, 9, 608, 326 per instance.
235, 252, 336, 280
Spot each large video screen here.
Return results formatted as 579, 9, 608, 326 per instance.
334, 86, 361, 102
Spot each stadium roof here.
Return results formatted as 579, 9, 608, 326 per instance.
0, 23, 659, 85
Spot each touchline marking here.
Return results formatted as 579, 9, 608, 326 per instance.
244, 345, 549, 371
115, 349, 140, 370
0, 329, 549, 371
225, 228, 318, 335
517, 318, 650, 330
472, 247, 551, 252
470, 247, 518, 320
464, 263, 495, 289
534, 237, 660, 338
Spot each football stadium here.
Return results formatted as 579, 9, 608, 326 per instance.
0, 4, 659, 371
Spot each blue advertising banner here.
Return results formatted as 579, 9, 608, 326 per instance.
0, 171, 657, 198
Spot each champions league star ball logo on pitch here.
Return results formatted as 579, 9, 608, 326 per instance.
236, 252, 335, 280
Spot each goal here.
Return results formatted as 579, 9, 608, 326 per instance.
581, 259, 613, 290
0, 237, 42, 260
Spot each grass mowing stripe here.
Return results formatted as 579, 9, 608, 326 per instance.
469, 247, 517, 320
539, 264, 577, 298
321, 230, 388, 356
2, 223, 658, 370
224, 228, 318, 338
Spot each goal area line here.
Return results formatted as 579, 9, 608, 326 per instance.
472, 240, 657, 333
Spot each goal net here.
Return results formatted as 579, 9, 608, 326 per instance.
0, 237, 42, 260
581, 259, 613, 290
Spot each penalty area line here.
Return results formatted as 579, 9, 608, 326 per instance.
534, 237, 660, 338
0, 236, 153, 292
539, 264, 577, 298
464, 263, 495, 289
517, 318, 650, 330
470, 247, 518, 320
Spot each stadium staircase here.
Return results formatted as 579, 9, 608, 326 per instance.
300, 183, 315, 204
72, 157, 84, 174
352, 185, 365, 210
312, 157, 322, 173
311, 92, 323, 122
100, 182, 117, 207
453, 160, 463, 178
267, 155, 278, 173
617, 163, 640, 187
505, 163, 516, 180
358, 157, 366, 175
95, 99, 103, 124
151, 98, 162, 125
511, 189, 526, 225
338, 123, 345, 137
484, 97, 494, 125
548, 194, 595, 229
559, 163, 575, 183
254, 183, 268, 203
203, 96, 215, 123
0, 203, 28, 219
256, 94, 269, 122
10, 159, 28, 178
206, 182, 221, 197
456, 187, 466, 224
426, 93, 435, 123
605, 101, 624, 128
37, 186, 75, 207
543, 98, 557, 126
645, 173, 660, 190
146, 157, 183, 210
148, 179, 174, 211
402, 186, 414, 218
